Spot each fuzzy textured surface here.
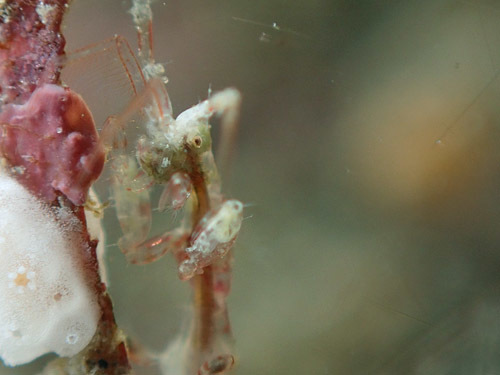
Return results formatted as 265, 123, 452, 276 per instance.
0, 171, 100, 366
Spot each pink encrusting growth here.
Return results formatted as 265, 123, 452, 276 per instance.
0, 0, 68, 105
0, 84, 104, 205
0, 0, 104, 206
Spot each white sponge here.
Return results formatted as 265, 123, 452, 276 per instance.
0, 171, 100, 366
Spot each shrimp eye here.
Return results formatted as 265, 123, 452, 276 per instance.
193, 136, 202, 148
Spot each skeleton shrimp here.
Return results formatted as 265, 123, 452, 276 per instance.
93, 2, 244, 278
89, 1, 245, 372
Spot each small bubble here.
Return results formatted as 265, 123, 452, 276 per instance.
272, 22, 280, 30
66, 333, 78, 345
56, 127, 63, 134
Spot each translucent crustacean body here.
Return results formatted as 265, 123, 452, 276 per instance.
101, 0, 244, 279
180, 200, 244, 280
89, 1, 245, 373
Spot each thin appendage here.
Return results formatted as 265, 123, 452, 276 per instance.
112, 156, 153, 250
158, 171, 192, 212
125, 228, 189, 265
100, 116, 125, 153
64, 32, 173, 151
99, 78, 173, 152
130, 0, 154, 66
436, 68, 500, 143
63, 35, 156, 194
208, 89, 242, 181
64, 35, 147, 100
112, 158, 192, 265
130, 0, 169, 84
200, 152, 223, 206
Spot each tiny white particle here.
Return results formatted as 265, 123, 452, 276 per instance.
35, 3, 57, 25
66, 334, 78, 345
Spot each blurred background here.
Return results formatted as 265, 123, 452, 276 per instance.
3, 0, 500, 374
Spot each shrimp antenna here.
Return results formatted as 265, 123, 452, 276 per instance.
129, 0, 172, 120
130, 0, 155, 66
